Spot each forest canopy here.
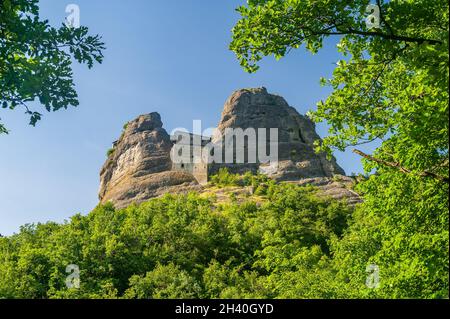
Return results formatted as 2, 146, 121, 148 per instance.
0, 173, 448, 299
228, 0, 449, 299
0, 0, 105, 134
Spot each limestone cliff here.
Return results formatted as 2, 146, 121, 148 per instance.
211, 87, 345, 179
98, 88, 357, 209
98, 113, 200, 208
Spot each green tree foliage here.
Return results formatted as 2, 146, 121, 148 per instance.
209, 168, 273, 189
230, 0, 449, 298
230, 0, 448, 182
209, 168, 242, 187
0, 0, 105, 134
331, 173, 449, 298
0, 176, 447, 298
124, 263, 202, 299
106, 147, 115, 157
0, 183, 358, 299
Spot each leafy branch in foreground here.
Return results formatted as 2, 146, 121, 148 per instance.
0, 0, 105, 133
353, 149, 449, 184
230, 0, 449, 299
230, 0, 448, 183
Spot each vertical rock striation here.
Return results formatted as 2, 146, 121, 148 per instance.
98, 113, 200, 208
98, 88, 354, 209
212, 87, 345, 179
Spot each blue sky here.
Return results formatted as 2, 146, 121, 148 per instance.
0, 0, 375, 236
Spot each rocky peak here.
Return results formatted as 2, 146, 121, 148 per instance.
98, 88, 350, 209
98, 112, 199, 208
126, 112, 163, 134
213, 87, 345, 178
216, 87, 319, 144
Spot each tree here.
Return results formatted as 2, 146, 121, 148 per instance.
230, 0, 449, 297
0, 184, 353, 299
230, 0, 448, 183
0, 0, 105, 134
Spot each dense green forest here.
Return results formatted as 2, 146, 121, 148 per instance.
0, 171, 447, 298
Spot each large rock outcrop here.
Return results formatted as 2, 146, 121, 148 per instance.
98, 113, 200, 208
98, 88, 356, 209
291, 176, 362, 206
211, 87, 345, 179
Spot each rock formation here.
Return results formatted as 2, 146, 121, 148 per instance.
98, 88, 357, 209
211, 87, 345, 179
98, 113, 201, 208
291, 176, 362, 206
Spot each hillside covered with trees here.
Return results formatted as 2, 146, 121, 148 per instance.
0, 171, 447, 298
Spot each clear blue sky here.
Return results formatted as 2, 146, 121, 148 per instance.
0, 0, 376, 236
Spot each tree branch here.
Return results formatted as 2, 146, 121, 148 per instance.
295, 22, 442, 45
325, 28, 443, 45
353, 149, 449, 184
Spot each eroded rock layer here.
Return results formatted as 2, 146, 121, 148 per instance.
99, 113, 200, 208
99, 88, 354, 209
211, 87, 345, 178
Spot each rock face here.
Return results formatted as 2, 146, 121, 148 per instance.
211, 87, 345, 178
98, 113, 200, 208
98, 88, 355, 209
290, 176, 362, 206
